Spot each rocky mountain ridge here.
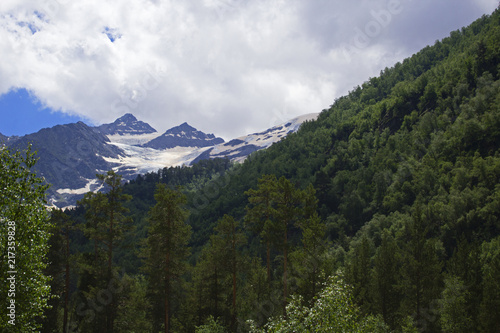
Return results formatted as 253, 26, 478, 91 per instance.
2, 113, 318, 207
95, 113, 157, 135
142, 122, 225, 149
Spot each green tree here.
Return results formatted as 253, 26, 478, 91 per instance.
211, 214, 247, 330
372, 231, 401, 328
189, 244, 225, 327
79, 191, 108, 265
40, 209, 74, 333
76, 191, 110, 332
479, 236, 500, 333
245, 174, 278, 282
439, 275, 472, 333
289, 212, 327, 304
144, 184, 191, 333
77, 170, 132, 332
249, 272, 388, 333
239, 257, 271, 327
96, 170, 132, 279
0, 145, 51, 332
273, 176, 306, 314
346, 235, 373, 315
114, 274, 152, 333
195, 315, 227, 333
399, 205, 443, 332
446, 238, 482, 327
291, 185, 329, 303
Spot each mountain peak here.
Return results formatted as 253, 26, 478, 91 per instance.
166, 122, 197, 134
96, 113, 157, 135
117, 113, 138, 122
143, 123, 224, 149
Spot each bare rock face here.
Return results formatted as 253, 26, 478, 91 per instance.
7, 121, 125, 206
95, 113, 157, 135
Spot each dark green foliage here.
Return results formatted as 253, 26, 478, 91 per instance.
372, 231, 402, 329
36, 8, 500, 332
479, 236, 500, 332
439, 276, 473, 333
399, 205, 443, 332
144, 184, 191, 333
40, 209, 75, 333
74, 171, 132, 333
346, 235, 374, 314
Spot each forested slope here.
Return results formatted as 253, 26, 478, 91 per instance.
39, 9, 500, 333
185, 9, 500, 331
190, 10, 500, 239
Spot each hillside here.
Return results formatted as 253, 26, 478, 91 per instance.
190, 11, 500, 239
38, 9, 500, 333
184, 9, 500, 331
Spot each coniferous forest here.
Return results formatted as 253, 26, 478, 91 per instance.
2, 8, 500, 333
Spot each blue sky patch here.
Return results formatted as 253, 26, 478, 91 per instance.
103, 26, 122, 43
0, 89, 87, 136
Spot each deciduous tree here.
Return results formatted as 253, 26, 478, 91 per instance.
0, 145, 51, 332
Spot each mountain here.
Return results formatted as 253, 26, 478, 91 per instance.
3, 113, 314, 207
0, 133, 19, 144
105, 115, 319, 176
191, 113, 318, 164
7, 121, 124, 206
142, 122, 224, 149
95, 113, 157, 135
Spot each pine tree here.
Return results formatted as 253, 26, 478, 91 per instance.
273, 176, 304, 315
399, 205, 443, 332
291, 184, 328, 303
479, 236, 500, 333
439, 276, 472, 333
190, 244, 225, 327
373, 231, 401, 329
245, 174, 278, 282
114, 274, 152, 333
96, 170, 132, 280
446, 237, 482, 328
346, 235, 373, 314
144, 184, 191, 333
211, 214, 246, 330
77, 170, 132, 332
41, 209, 75, 333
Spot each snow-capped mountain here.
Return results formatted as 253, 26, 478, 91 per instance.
143, 122, 224, 149
3, 113, 318, 207
191, 113, 319, 163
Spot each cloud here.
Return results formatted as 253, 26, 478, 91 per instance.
0, 0, 497, 139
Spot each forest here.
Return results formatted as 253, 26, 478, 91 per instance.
1, 8, 500, 333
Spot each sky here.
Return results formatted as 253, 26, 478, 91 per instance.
0, 0, 498, 140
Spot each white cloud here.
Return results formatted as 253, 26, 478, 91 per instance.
0, 0, 496, 139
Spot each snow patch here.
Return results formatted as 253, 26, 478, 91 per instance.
205, 113, 319, 161
56, 179, 103, 195
104, 142, 212, 174
107, 132, 162, 145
